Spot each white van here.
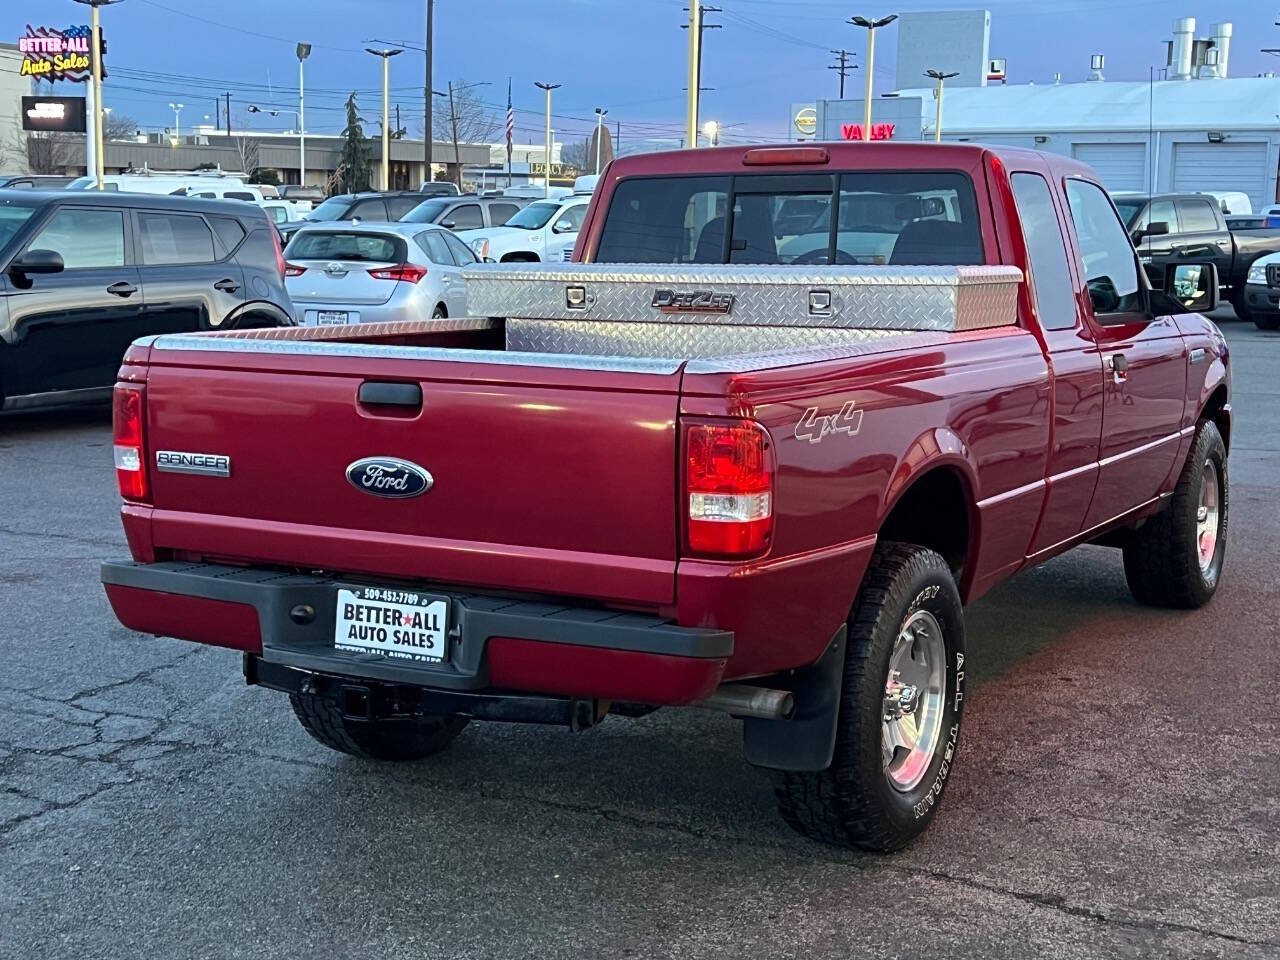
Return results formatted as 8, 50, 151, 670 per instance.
184, 183, 265, 203
66, 173, 252, 197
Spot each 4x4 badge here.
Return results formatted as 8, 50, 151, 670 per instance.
795, 402, 863, 444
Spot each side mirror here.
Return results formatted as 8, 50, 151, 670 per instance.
1145, 221, 1170, 238
552, 218, 575, 234
9, 249, 65, 276
1164, 261, 1219, 313
440, 219, 456, 229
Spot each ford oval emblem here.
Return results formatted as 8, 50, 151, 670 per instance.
346, 457, 433, 499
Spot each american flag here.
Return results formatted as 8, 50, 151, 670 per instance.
505, 78, 514, 151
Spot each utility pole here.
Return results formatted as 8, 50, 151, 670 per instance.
848, 14, 898, 141
534, 81, 560, 197
367, 48, 403, 191
615, 119, 621, 154
424, 0, 434, 183
925, 69, 959, 142
224, 92, 231, 135
829, 49, 855, 98
683, 3, 721, 148
447, 81, 462, 190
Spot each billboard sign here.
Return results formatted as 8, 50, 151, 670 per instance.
22, 96, 88, 133
18, 25, 92, 82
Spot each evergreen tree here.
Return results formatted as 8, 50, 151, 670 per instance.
337, 93, 372, 194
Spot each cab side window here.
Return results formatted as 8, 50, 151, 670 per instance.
28, 208, 125, 269
1136, 199, 1177, 234
1064, 179, 1142, 317
1176, 199, 1218, 234
1011, 174, 1077, 331
555, 203, 587, 233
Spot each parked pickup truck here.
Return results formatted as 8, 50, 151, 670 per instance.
101, 144, 1232, 852
1113, 192, 1280, 319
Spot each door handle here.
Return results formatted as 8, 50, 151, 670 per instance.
106, 281, 137, 297
358, 381, 422, 409
214, 278, 240, 293
1109, 353, 1129, 385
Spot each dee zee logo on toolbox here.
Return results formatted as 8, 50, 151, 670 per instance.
346, 457, 434, 499
651, 289, 735, 314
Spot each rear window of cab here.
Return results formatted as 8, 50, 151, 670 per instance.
593, 172, 983, 267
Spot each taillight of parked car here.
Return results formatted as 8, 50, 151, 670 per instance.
113, 382, 148, 502
271, 228, 286, 280
368, 264, 428, 283
684, 420, 774, 558
284, 263, 307, 277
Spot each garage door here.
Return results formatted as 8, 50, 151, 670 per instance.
1071, 143, 1147, 192
1172, 142, 1269, 211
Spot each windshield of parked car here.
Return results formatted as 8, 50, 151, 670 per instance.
307, 197, 352, 221
594, 172, 983, 266
0, 202, 37, 252
286, 231, 403, 263
503, 201, 560, 230
400, 198, 452, 223
1113, 199, 1146, 228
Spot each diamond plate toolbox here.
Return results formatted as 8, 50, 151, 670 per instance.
463, 263, 1023, 333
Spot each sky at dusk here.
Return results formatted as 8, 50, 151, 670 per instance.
6, 0, 1278, 146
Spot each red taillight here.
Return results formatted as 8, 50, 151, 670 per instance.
684, 420, 774, 558
368, 263, 428, 283
113, 382, 148, 502
284, 262, 306, 277
271, 228, 286, 280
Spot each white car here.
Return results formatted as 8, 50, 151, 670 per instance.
459, 195, 590, 263
284, 222, 474, 326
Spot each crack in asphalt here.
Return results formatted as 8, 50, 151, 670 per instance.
893, 865, 1280, 949
0, 524, 124, 550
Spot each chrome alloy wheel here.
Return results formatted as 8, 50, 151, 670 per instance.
1196, 460, 1221, 575
882, 610, 947, 792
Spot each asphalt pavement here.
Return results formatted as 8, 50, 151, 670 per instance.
1, 315, 1277, 960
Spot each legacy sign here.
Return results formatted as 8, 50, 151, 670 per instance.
22, 96, 87, 133
18, 25, 92, 82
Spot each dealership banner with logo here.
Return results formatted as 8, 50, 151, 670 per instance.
22, 96, 87, 133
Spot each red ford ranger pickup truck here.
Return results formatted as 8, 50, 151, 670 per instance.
101, 144, 1231, 851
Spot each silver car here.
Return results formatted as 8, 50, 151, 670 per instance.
283, 221, 476, 325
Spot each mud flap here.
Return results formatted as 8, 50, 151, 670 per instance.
742, 625, 847, 772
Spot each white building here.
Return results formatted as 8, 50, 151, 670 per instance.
803, 14, 1280, 209
897, 74, 1280, 209
0, 44, 30, 170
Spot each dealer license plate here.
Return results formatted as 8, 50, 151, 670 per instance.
334, 587, 448, 663
317, 310, 353, 326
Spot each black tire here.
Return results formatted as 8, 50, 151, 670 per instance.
431, 304, 447, 319
290, 691, 468, 761
1255, 312, 1280, 331
1230, 293, 1252, 324
1122, 420, 1228, 608
775, 543, 966, 852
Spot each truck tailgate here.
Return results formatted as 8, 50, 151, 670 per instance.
139, 343, 683, 605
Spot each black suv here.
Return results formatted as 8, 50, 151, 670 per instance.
400, 194, 529, 230
278, 191, 430, 245
0, 191, 293, 412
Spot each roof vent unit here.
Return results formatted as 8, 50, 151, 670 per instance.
1168, 17, 1195, 80
1208, 22, 1232, 78
1198, 48, 1221, 80
1087, 54, 1105, 82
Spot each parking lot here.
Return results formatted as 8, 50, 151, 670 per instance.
0, 314, 1275, 960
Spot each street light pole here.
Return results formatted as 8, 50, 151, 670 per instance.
73, 0, 121, 189
447, 82, 462, 190
534, 81, 561, 197
848, 14, 897, 142
297, 43, 311, 186
594, 107, 608, 174
366, 48, 402, 191
169, 102, 183, 144
424, 0, 434, 184
925, 69, 959, 142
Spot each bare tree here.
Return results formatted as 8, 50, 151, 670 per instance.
26, 133, 81, 174
559, 137, 591, 172
231, 136, 260, 175
0, 129, 28, 170
426, 79, 499, 145
103, 112, 139, 141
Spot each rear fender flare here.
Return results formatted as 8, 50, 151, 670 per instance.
220, 299, 296, 329
877, 426, 982, 592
